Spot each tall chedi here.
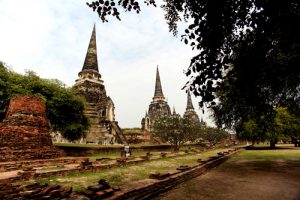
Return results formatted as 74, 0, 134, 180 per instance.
73, 25, 127, 145
141, 67, 171, 132
183, 91, 201, 123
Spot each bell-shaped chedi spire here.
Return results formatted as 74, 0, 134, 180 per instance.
82, 24, 99, 72
153, 66, 165, 101
143, 66, 171, 131
76, 25, 102, 86
184, 90, 200, 123
186, 90, 195, 110
173, 106, 176, 115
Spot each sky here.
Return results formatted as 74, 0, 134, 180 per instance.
0, 0, 214, 128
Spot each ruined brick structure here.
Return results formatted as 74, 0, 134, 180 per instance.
141, 67, 171, 132
0, 96, 61, 162
73, 25, 127, 145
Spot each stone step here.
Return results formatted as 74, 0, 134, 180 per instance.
85, 110, 98, 114
85, 107, 98, 110
89, 127, 108, 131
86, 115, 99, 119
87, 129, 105, 133
87, 116, 99, 120
85, 108, 98, 112
85, 111, 98, 115
85, 112, 99, 116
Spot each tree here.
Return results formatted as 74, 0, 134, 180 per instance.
235, 107, 300, 148
88, 1, 300, 106
152, 115, 203, 150
275, 107, 300, 147
0, 62, 89, 141
87, 1, 300, 141
203, 127, 230, 146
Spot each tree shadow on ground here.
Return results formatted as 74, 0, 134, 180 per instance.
245, 145, 295, 150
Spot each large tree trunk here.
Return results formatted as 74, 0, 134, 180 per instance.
270, 141, 276, 149
173, 143, 179, 151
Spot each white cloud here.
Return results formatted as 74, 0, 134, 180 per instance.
0, 0, 214, 128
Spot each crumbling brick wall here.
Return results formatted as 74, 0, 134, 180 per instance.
0, 95, 61, 161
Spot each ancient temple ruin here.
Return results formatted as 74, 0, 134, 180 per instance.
0, 96, 61, 161
73, 25, 127, 145
183, 91, 201, 123
141, 67, 171, 132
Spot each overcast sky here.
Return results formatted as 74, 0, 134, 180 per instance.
0, 0, 214, 128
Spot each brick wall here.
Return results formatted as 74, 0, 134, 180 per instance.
0, 95, 61, 162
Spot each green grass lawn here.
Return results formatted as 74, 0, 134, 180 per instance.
87, 151, 163, 161
227, 145, 300, 170
235, 145, 300, 160
235, 149, 300, 160
43, 148, 230, 191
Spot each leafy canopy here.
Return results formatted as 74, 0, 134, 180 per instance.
0, 62, 89, 141
87, 0, 300, 141
203, 126, 230, 146
236, 107, 300, 148
152, 115, 202, 150
87, 0, 299, 106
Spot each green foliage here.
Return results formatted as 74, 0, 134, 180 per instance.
234, 148, 300, 161
88, 1, 300, 110
152, 116, 203, 150
88, 1, 300, 144
0, 61, 89, 141
236, 107, 300, 148
86, 0, 156, 22
202, 127, 230, 146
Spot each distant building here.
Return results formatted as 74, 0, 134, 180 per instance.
172, 106, 181, 118
183, 91, 202, 124
141, 67, 171, 132
73, 25, 127, 145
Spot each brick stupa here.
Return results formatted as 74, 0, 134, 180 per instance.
0, 95, 61, 162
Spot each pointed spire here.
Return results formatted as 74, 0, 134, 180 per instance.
186, 90, 194, 110
153, 66, 164, 100
82, 24, 99, 72
173, 106, 176, 115
200, 117, 204, 123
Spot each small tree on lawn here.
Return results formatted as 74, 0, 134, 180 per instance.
152, 115, 202, 151
203, 127, 230, 146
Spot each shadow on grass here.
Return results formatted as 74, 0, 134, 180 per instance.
245, 145, 295, 150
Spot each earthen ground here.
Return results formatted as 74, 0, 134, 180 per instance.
155, 154, 300, 200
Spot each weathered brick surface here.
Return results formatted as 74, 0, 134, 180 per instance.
0, 157, 87, 172
0, 182, 72, 200
0, 95, 61, 162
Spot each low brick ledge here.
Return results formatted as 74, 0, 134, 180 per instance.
0, 157, 88, 172
106, 148, 244, 200
0, 146, 243, 184
32, 150, 207, 180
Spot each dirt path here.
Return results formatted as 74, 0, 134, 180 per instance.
155, 156, 300, 200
